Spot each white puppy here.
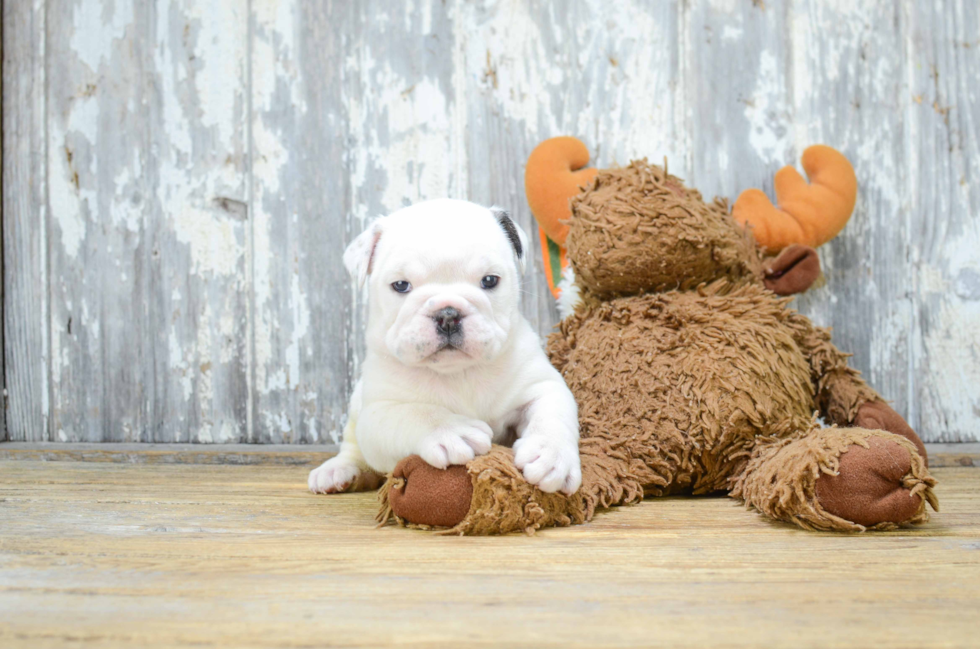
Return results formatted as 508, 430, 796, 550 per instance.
309, 199, 581, 496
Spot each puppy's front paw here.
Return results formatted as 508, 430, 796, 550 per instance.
418, 420, 493, 469
513, 435, 582, 495
308, 457, 361, 494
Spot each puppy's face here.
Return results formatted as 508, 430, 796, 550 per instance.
345, 199, 528, 374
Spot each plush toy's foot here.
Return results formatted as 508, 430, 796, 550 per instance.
814, 436, 933, 527
733, 426, 937, 532
386, 455, 473, 528
379, 445, 589, 535
854, 400, 928, 464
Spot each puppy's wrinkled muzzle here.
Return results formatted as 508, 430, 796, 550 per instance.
432, 306, 462, 337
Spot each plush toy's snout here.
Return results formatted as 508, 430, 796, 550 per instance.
764, 244, 822, 295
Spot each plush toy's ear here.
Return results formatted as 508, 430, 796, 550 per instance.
490, 207, 528, 275
733, 145, 857, 251
763, 244, 821, 295
344, 218, 385, 288
524, 137, 598, 246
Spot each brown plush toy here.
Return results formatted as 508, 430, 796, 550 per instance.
375, 137, 938, 535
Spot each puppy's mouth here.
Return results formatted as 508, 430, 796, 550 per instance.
427, 338, 469, 360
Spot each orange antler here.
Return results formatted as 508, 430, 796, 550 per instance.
732, 145, 858, 251
524, 137, 598, 246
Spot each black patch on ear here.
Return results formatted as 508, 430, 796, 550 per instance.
492, 209, 523, 262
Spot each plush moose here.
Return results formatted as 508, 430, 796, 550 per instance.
375, 137, 937, 535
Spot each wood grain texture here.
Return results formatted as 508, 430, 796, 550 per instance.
0, 0, 5, 442
2, 0, 978, 443
0, 460, 978, 648
905, 1, 980, 442
684, 0, 793, 198
791, 1, 914, 434
46, 0, 146, 442
41, 0, 252, 443
0, 441, 973, 467
0, 442, 339, 465
142, 1, 252, 445
249, 2, 351, 443
3, 0, 48, 441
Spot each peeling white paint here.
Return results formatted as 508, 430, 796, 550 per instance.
920, 297, 980, 437
169, 327, 193, 401
186, 1, 247, 146
252, 0, 307, 113
745, 51, 791, 165
459, 0, 556, 138
70, 0, 133, 73
250, 12, 291, 396
262, 410, 292, 437
346, 64, 458, 221
49, 96, 100, 259
285, 271, 310, 390
250, 119, 284, 395
171, 207, 244, 277
918, 222, 980, 438
265, 368, 286, 393
721, 25, 743, 42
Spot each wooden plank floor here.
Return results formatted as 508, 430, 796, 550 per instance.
1, 460, 978, 648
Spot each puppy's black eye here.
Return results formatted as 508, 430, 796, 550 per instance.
480, 275, 500, 290
391, 280, 412, 294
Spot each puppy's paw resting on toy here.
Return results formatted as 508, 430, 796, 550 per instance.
381, 445, 588, 534
513, 432, 582, 495
417, 419, 494, 469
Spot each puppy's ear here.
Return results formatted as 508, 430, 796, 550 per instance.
344, 219, 385, 288
491, 207, 529, 275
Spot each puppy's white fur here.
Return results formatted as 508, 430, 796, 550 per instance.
309, 199, 581, 496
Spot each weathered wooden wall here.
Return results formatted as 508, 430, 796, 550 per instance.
3, 0, 978, 444
0, 1, 4, 442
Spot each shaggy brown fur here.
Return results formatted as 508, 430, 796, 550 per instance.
379, 159, 937, 535
567, 161, 762, 298
381, 446, 588, 535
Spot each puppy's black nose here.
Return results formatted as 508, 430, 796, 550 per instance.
432, 307, 462, 336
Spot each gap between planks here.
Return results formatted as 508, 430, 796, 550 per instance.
0, 442, 338, 465
0, 441, 976, 468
